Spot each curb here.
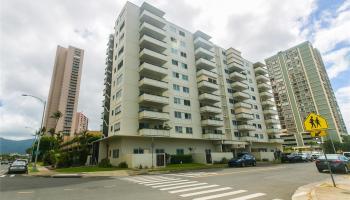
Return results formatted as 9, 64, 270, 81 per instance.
51, 174, 83, 178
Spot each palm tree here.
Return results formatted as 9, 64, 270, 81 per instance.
50, 111, 62, 136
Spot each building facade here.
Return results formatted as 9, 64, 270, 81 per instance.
74, 112, 89, 134
97, 2, 282, 167
265, 41, 347, 147
44, 45, 84, 136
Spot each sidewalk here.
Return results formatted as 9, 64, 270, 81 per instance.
292, 175, 350, 200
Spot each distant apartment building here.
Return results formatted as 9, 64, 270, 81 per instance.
44, 45, 84, 136
96, 2, 282, 167
265, 42, 347, 147
74, 112, 89, 134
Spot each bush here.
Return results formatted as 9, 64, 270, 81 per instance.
170, 154, 193, 164
56, 152, 73, 168
42, 150, 57, 166
118, 162, 128, 168
98, 158, 112, 168
262, 158, 269, 162
139, 164, 143, 169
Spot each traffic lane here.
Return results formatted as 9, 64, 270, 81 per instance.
0, 164, 9, 175
0, 176, 181, 200
195, 162, 336, 199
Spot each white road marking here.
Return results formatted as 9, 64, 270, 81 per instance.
160, 183, 208, 190
169, 184, 219, 193
63, 189, 73, 191
123, 176, 176, 183
145, 179, 189, 186
151, 181, 197, 188
228, 193, 266, 200
193, 190, 247, 200
166, 172, 218, 178
180, 187, 232, 197
0, 175, 6, 178
272, 199, 283, 200
293, 192, 307, 197
137, 178, 181, 184
17, 191, 34, 194
10, 174, 15, 177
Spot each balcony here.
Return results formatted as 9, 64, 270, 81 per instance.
261, 100, 275, 107
236, 113, 254, 120
203, 133, 224, 140
234, 108, 252, 115
257, 82, 271, 92
140, 22, 167, 41
194, 37, 213, 51
139, 93, 168, 106
254, 66, 268, 76
259, 91, 273, 99
239, 136, 260, 142
199, 93, 221, 104
256, 75, 270, 83
231, 82, 249, 91
201, 119, 224, 127
139, 62, 168, 79
139, 48, 167, 66
228, 61, 245, 72
269, 138, 284, 143
234, 102, 251, 109
139, 128, 170, 137
195, 47, 215, 60
237, 125, 255, 131
230, 72, 246, 81
200, 106, 222, 114
265, 118, 280, 124
139, 110, 169, 121
266, 128, 281, 134
139, 34, 167, 54
263, 109, 278, 116
139, 77, 168, 92
139, 9, 166, 29
195, 58, 216, 71
233, 91, 250, 100
197, 81, 219, 93
196, 69, 218, 79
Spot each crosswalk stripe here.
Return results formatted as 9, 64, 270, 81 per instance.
180, 187, 232, 197
228, 193, 266, 200
124, 176, 176, 183
151, 181, 196, 188
193, 190, 247, 200
10, 174, 15, 177
160, 183, 208, 191
0, 175, 6, 178
145, 179, 189, 186
137, 178, 182, 184
169, 184, 219, 194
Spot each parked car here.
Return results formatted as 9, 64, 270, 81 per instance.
343, 152, 350, 158
281, 152, 303, 163
1, 160, 9, 165
297, 153, 312, 162
15, 159, 29, 166
228, 153, 256, 167
8, 160, 28, 174
311, 152, 322, 160
315, 154, 350, 174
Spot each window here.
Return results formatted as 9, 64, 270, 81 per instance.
229, 98, 234, 104
184, 100, 190, 106
133, 148, 144, 154
183, 87, 189, 93
172, 59, 179, 66
174, 97, 181, 104
171, 48, 178, 54
117, 74, 123, 85
180, 52, 187, 58
155, 149, 165, 154
116, 90, 122, 100
176, 149, 184, 155
224, 69, 229, 74
181, 63, 188, 69
186, 127, 193, 134
252, 96, 256, 100
118, 60, 123, 70
119, 21, 125, 31
184, 113, 191, 119
258, 124, 262, 129
175, 111, 182, 118
230, 109, 235, 114
249, 78, 253, 83
114, 122, 120, 131
112, 149, 119, 158
115, 105, 121, 114
111, 110, 114, 116
175, 126, 183, 133
173, 72, 180, 78
254, 105, 258, 110
179, 31, 185, 37
232, 120, 237, 125
119, 33, 124, 42
250, 87, 255, 92
118, 46, 124, 55
180, 41, 186, 47
173, 84, 180, 91
182, 74, 189, 81
170, 37, 177, 42
170, 26, 176, 33
256, 114, 260, 119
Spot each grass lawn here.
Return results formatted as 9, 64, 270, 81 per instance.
150, 163, 227, 172
55, 166, 126, 173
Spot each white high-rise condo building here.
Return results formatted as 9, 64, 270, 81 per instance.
96, 2, 283, 167
265, 42, 347, 147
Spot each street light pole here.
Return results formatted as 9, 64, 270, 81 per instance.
22, 94, 46, 171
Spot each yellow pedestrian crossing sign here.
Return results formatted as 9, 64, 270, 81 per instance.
304, 113, 328, 137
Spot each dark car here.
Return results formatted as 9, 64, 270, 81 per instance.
1, 160, 9, 165
281, 152, 304, 163
316, 154, 350, 174
8, 161, 28, 174
228, 153, 256, 167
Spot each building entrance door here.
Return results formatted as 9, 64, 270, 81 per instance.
205, 149, 212, 164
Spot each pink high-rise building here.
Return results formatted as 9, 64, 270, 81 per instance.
74, 112, 89, 134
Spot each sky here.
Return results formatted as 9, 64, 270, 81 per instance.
0, 0, 349, 140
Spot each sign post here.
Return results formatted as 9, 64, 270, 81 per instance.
304, 112, 336, 187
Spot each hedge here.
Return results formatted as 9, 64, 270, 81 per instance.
170, 154, 193, 164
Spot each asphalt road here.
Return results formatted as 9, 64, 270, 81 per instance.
0, 162, 348, 200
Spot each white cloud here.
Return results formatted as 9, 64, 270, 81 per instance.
323, 47, 350, 79
335, 86, 350, 132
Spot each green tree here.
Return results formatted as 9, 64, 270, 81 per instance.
322, 140, 343, 154
50, 111, 62, 136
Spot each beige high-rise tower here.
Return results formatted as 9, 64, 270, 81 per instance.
44, 45, 84, 136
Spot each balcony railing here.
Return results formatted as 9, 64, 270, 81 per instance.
195, 58, 216, 71
197, 80, 219, 92
139, 48, 167, 66
235, 113, 254, 120
139, 62, 168, 79
231, 82, 249, 91
198, 93, 221, 103
237, 125, 255, 131
139, 34, 167, 54
233, 91, 250, 100
195, 47, 215, 60
203, 133, 224, 140
201, 119, 224, 127
194, 37, 213, 51
196, 69, 218, 79
139, 93, 168, 106
138, 110, 169, 121
139, 128, 170, 137
139, 9, 166, 29
200, 105, 222, 114
229, 72, 246, 81
140, 22, 167, 41
139, 77, 168, 91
